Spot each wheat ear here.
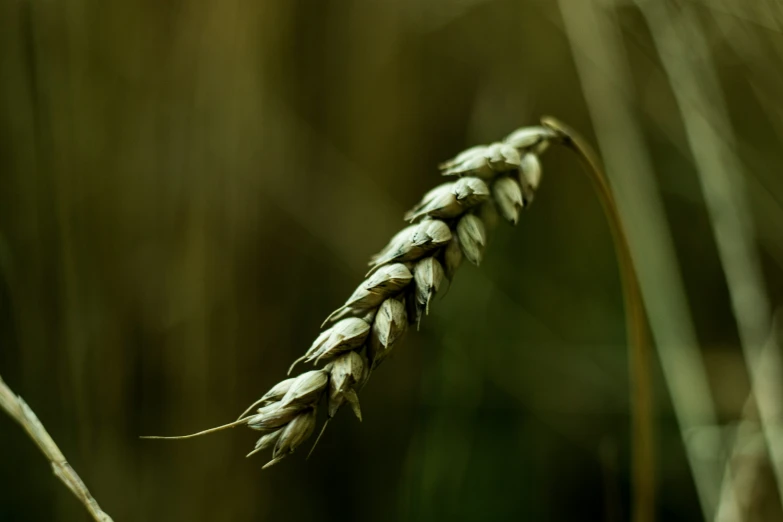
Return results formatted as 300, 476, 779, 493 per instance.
144, 122, 558, 467
145, 119, 650, 499
0, 375, 114, 522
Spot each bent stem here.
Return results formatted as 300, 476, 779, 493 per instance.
0, 374, 114, 522
543, 116, 654, 522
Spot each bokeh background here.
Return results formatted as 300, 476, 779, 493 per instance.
2, 0, 783, 520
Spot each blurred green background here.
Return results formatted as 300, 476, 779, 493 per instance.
1, 0, 783, 520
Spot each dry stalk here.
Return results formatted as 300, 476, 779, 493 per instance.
635, 3, 783, 520
0, 374, 114, 522
145, 119, 651, 502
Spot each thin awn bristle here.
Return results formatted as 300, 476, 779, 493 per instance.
236, 397, 268, 422
141, 418, 249, 440
246, 446, 266, 458
306, 418, 331, 460
261, 456, 286, 470
287, 355, 307, 375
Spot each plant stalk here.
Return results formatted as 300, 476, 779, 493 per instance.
543, 116, 654, 522
0, 374, 114, 522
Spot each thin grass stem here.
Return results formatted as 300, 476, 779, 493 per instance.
0, 375, 114, 522
543, 116, 654, 522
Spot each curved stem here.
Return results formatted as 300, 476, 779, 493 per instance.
542, 116, 654, 522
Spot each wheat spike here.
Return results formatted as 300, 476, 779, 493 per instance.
235, 123, 556, 467
145, 123, 556, 468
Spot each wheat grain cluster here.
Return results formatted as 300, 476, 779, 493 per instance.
205, 124, 556, 468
